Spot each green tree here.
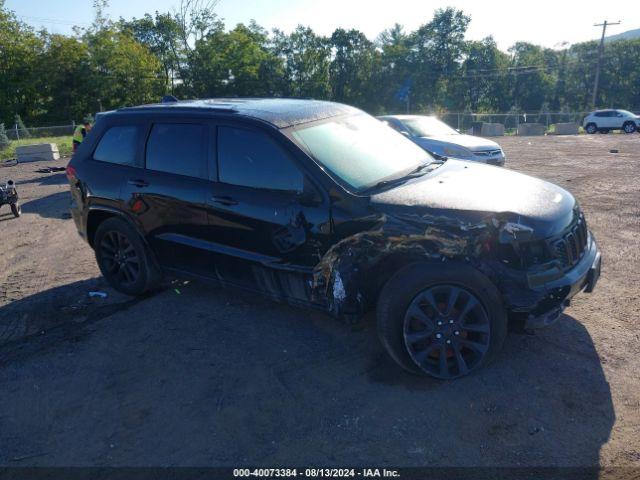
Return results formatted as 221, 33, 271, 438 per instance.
119, 12, 184, 93
36, 33, 92, 123
0, 123, 9, 150
329, 28, 378, 110
273, 26, 331, 99
455, 37, 510, 112
597, 39, 640, 109
190, 22, 286, 97
83, 28, 165, 111
507, 42, 555, 111
0, 2, 43, 125
376, 24, 412, 113
408, 8, 471, 110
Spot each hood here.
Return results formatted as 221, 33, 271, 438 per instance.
415, 134, 500, 152
370, 160, 576, 238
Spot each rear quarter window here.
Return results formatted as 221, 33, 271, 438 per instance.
93, 126, 139, 165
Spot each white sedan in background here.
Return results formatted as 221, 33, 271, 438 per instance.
378, 115, 506, 166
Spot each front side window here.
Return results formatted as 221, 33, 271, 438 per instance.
146, 123, 206, 178
218, 126, 303, 192
291, 113, 432, 192
93, 126, 139, 165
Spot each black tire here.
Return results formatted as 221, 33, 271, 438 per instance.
376, 262, 507, 379
94, 217, 162, 296
623, 122, 637, 134
10, 203, 20, 217
585, 123, 598, 134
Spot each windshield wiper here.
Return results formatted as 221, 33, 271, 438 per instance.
363, 162, 437, 193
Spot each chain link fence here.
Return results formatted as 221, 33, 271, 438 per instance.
438, 112, 592, 135
5, 109, 640, 139
6, 124, 75, 141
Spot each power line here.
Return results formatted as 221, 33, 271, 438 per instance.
16, 14, 91, 27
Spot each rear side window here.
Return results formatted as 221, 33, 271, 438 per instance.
146, 123, 206, 178
93, 126, 138, 165
218, 126, 303, 192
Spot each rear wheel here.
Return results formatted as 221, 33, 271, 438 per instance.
623, 122, 637, 134
376, 262, 507, 379
94, 217, 161, 296
585, 123, 597, 134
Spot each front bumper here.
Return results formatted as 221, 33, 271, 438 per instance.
523, 233, 601, 329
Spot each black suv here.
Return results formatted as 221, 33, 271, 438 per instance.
67, 98, 601, 379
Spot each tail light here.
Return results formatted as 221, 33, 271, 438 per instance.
66, 164, 77, 181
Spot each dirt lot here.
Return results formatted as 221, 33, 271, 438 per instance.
0, 135, 638, 469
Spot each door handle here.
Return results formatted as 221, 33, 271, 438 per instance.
128, 179, 149, 188
212, 195, 238, 206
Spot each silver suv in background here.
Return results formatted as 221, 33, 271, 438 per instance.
583, 109, 640, 134
378, 115, 505, 166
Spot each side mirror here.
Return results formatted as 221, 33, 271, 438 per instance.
428, 151, 448, 162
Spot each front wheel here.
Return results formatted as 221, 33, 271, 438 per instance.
376, 262, 507, 379
623, 122, 637, 134
94, 217, 162, 296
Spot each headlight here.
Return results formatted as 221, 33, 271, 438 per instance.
443, 145, 474, 159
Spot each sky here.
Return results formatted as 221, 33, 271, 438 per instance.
6, 0, 637, 51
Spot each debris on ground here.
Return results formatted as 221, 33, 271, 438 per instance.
609, 149, 619, 153
35, 167, 66, 173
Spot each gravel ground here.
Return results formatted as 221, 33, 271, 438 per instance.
0, 134, 638, 469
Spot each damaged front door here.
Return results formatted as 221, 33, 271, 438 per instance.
206, 124, 331, 302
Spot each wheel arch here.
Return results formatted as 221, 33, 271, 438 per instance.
86, 207, 147, 248
312, 228, 481, 320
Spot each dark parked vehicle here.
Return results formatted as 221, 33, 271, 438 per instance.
67, 99, 601, 379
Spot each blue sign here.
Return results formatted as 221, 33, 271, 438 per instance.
395, 78, 413, 102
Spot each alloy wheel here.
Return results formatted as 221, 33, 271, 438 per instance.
99, 230, 141, 287
403, 285, 490, 379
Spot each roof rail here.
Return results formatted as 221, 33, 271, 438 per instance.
161, 95, 179, 103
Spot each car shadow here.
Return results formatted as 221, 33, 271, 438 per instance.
17, 172, 68, 187
21, 191, 72, 219
0, 212, 19, 223
0, 280, 613, 473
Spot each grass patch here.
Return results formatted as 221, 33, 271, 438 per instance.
0, 136, 73, 160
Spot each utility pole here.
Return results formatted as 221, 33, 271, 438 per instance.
591, 20, 621, 109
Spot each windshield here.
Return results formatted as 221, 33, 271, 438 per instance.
402, 116, 459, 137
291, 113, 433, 192
618, 110, 637, 117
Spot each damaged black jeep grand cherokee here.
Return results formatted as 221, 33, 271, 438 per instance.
67, 99, 601, 379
